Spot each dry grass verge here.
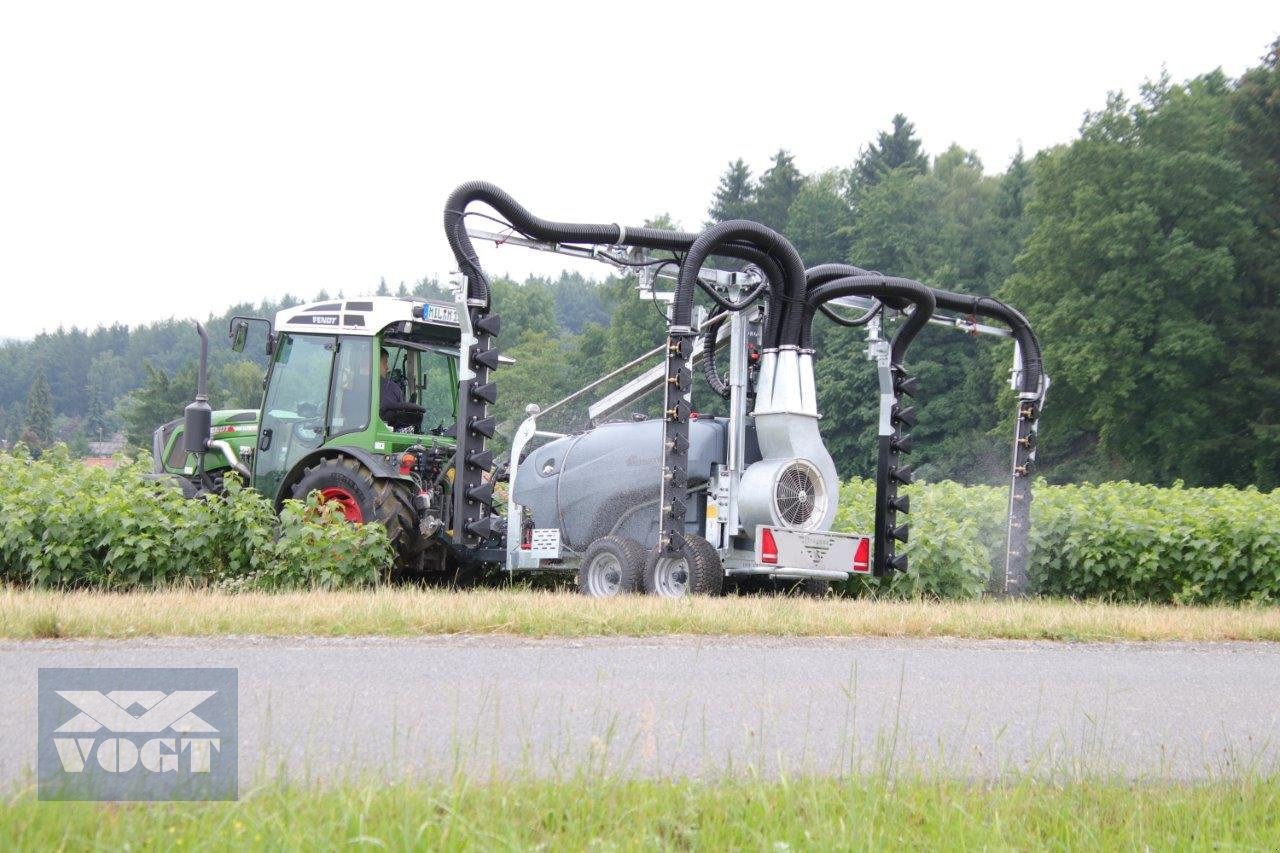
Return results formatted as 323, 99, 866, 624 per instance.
3, 587, 1280, 641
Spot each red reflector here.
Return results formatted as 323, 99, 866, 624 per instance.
521, 524, 533, 550
760, 527, 778, 564
398, 453, 416, 475
852, 537, 871, 574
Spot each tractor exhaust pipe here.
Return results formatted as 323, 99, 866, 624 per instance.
184, 322, 251, 482
184, 322, 213, 455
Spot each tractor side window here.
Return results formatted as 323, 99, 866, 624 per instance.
418, 349, 457, 433
328, 337, 372, 437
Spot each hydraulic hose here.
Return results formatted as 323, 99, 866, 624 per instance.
802, 275, 937, 362
696, 249, 784, 346
675, 220, 806, 347
819, 300, 882, 328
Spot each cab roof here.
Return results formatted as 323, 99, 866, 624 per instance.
274, 296, 459, 338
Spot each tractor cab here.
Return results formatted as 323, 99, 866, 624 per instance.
251, 297, 462, 505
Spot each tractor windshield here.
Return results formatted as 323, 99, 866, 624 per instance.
255, 332, 336, 502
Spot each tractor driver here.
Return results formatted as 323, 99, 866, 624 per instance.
380, 348, 405, 408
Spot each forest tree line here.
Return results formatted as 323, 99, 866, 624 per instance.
2, 42, 1276, 489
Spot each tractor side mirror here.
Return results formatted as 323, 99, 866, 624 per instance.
230, 319, 249, 353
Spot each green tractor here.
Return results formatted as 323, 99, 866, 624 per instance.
154, 295, 501, 581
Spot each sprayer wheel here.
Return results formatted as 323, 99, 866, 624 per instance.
783, 577, 832, 598
643, 533, 724, 598
578, 535, 644, 597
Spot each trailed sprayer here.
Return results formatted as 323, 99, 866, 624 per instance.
157, 183, 1047, 596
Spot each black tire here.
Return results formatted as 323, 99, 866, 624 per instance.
783, 577, 832, 598
443, 554, 487, 589
291, 457, 420, 576
687, 535, 726, 596
193, 470, 226, 498
728, 574, 776, 596
578, 535, 644, 597
643, 534, 724, 597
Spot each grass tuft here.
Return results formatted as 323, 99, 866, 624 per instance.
26, 608, 60, 639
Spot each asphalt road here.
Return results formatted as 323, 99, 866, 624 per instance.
3, 636, 1279, 782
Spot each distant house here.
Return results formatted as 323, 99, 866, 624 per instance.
88, 431, 126, 456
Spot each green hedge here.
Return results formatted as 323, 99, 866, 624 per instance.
834, 478, 1280, 603
2, 446, 1277, 601
0, 445, 392, 590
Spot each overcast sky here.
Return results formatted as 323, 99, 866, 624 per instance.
0, 1, 1274, 340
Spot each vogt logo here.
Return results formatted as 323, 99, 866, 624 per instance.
38, 668, 237, 801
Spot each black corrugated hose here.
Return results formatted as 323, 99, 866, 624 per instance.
442, 182, 778, 324
702, 311, 731, 399
804, 264, 1043, 393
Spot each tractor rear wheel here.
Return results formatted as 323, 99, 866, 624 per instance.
292, 457, 420, 576
578, 535, 644, 597
643, 534, 724, 597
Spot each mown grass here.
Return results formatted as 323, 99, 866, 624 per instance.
4, 587, 1280, 641
4, 775, 1279, 850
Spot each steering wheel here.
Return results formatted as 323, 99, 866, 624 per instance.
381, 401, 426, 431
291, 416, 324, 446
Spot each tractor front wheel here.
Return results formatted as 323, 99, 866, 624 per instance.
292, 457, 420, 576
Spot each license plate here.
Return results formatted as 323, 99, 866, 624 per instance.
426, 304, 459, 324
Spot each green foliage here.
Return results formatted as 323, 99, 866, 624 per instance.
815, 142, 1023, 482
219, 360, 265, 410
1031, 481, 1280, 604
832, 477, 1280, 603
121, 358, 268, 450
0, 446, 392, 590
489, 277, 561, 343
122, 362, 197, 450
1226, 38, 1280, 488
754, 149, 804, 232
83, 385, 108, 441
850, 113, 929, 193
707, 158, 756, 224
834, 478, 1003, 599
1004, 73, 1259, 486
784, 171, 852, 265
1, 447, 1276, 603
23, 369, 54, 449
264, 493, 389, 590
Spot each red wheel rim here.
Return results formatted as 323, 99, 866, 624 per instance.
319, 487, 363, 523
